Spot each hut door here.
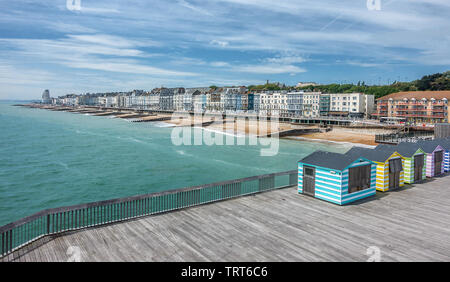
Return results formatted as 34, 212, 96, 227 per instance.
414, 155, 424, 181
303, 166, 315, 196
389, 159, 402, 189
434, 151, 443, 175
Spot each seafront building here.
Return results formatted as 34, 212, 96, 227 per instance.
52, 86, 379, 118
374, 91, 450, 124
329, 93, 374, 118
259, 91, 288, 117
41, 89, 51, 104
286, 91, 304, 117
302, 92, 322, 118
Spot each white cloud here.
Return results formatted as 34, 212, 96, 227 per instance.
265, 56, 306, 64
210, 61, 230, 67
210, 40, 229, 47
0, 35, 196, 77
64, 58, 197, 77
178, 0, 213, 16
233, 64, 306, 74
1, 0, 449, 98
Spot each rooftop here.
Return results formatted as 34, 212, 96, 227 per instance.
376, 91, 450, 101
7, 175, 450, 262
376, 143, 423, 157
345, 147, 396, 163
415, 140, 445, 153
299, 150, 366, 171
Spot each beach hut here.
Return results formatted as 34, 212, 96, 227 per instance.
346, 147, 405, 192
375, 143, 427, 184
298, 151, 377, 205
431, 138, 450, 173
415, 140, 445, 177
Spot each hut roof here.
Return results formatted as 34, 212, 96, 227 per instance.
414, 140, 443, 153
299, 151, 367, 171
345, 147, 396, 163
433, 138, 450, 150
394, 143, 425, 157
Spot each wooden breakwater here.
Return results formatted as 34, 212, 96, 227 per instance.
130, 117, 172, 123
258, 128, 321, 138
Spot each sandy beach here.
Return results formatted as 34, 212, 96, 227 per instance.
293, 127, 393, 146
19, 104, 389, 146
165, 114, 383, 146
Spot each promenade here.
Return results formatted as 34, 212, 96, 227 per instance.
7, 174, 450, 262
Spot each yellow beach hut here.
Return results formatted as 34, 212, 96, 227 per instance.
346, 147, 405, 192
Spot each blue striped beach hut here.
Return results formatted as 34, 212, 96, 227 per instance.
298, 151, 377, 205
415, 140, 445, 177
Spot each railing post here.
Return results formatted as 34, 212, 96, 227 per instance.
47, 214, 50, 234
1, 232, 4, 256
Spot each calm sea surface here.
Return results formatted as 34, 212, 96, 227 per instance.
0, 102, 351, 225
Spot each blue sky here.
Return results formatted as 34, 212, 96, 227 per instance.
0, 0, 449, 99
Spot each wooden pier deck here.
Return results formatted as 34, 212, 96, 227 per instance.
8, 175, 450, 262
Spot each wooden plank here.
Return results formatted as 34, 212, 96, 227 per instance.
12, 174, 450, 262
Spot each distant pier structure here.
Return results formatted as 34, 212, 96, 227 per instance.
435, 123, 450, 139
41, 89, 51, 104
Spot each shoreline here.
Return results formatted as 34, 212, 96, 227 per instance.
17, 103, 384, 147
284, 136, 376, 148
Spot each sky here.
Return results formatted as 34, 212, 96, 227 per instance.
0, 0, 449, 99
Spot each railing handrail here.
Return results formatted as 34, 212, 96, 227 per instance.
0, 170, 297, 257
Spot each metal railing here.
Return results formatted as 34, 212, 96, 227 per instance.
0, 170, 297, 258
375, 131, 434, 144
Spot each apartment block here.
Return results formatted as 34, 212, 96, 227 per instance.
375, 91, 450, 124
329, 93, 374, 118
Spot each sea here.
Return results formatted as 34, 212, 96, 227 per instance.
0, 102, 352, 226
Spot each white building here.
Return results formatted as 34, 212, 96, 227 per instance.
193, 93, 207, 113
302, 92, 322, 118
286, 91, 304, 117
259, 91, 288, 117
329, 93, 375, 118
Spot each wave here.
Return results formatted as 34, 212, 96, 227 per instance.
193, 126, 247, 138
152, 121, 175, 128
175, 150, 194, 157
57, 162, 69, 170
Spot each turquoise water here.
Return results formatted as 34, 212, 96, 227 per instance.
0, 102, 350, 226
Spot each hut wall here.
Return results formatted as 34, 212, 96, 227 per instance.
341, 162, 376, 205
426, 153, 434, 177
298, 163, 303, 194
404, 154, 427, 184
298, 163, 343, 205
426, 147, 445, 177
445, 151, 450, 172
403, 158, 414, 184
375, 155, 405, 191
375, 162, 389, 192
